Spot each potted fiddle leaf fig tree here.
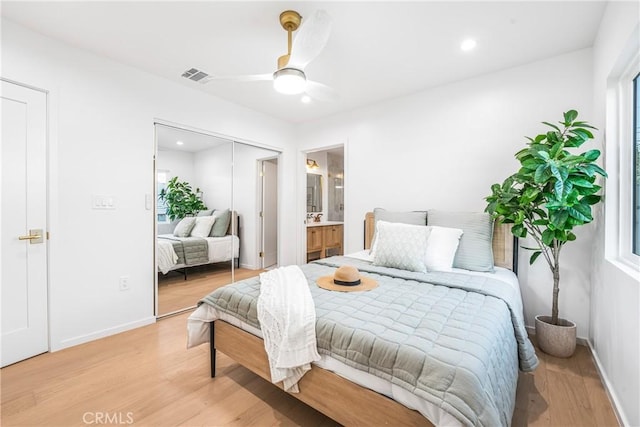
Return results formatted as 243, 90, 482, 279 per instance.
485, 110, 606, 358
159, 176, 207, 222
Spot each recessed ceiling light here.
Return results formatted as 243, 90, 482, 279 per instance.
301, 95, 311, 104
176, 141, 184, 146
460, 39, 477, 52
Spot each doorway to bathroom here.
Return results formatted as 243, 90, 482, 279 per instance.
305, 146, 344, 263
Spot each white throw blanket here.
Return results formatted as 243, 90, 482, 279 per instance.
157, 240, 178, 274
257, 265, 321, 393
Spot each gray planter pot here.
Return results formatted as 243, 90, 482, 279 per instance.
534, 315, 577, 358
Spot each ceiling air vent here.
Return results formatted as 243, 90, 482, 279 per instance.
181, 68, 210, 83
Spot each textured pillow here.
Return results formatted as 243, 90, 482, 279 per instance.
428, 210, 494, 272
372, 221, 431, 272
371, 208, 428, 255
197, 209, 214, 217
209, 209, 231, 237
190, 216, 216, 238
173, 217, 196, 237
424, 226, 463, 272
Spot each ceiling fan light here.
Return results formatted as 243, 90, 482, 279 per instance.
273, 68, 307, 94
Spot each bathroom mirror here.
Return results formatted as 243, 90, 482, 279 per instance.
307, 174, 322, 212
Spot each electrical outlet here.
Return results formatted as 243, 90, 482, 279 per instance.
119, 276, 130, 291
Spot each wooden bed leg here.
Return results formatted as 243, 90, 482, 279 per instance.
210, 321, 216, 378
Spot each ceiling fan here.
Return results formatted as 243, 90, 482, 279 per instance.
189, 10, 336, 101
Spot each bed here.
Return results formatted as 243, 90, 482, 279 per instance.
157, 211, 240, 278
187, 211, 538, 426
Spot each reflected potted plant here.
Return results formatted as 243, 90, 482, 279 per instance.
159, 176, 207, 221
485, 110, 607, 357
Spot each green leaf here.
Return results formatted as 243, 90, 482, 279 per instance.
564, 110, 578, 124
567, 206, 590, 222
542, 228, 555, 246
521, 159, 541, 170
572, 121, 597, 130
570, 178, 594, 188
542, 121, 561, 132
581, 149, 600, 161
537, 150, 550, 160
571, 128, 594, 140
550, 210, 569, 229
511, 224, 527, 238
581, 195, 602, 205
534, 164, 549, 183
530, 251, 542, 265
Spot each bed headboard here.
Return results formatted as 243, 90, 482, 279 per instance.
363, 212, 517, 272
227, 210, 240, 236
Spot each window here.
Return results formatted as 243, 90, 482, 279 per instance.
634, 73, 640, 255
606, 49, 640, 271
157, 170, 169, 223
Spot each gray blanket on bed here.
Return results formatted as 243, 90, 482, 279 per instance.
200, 257, 538, 426
158, 234, 208, 265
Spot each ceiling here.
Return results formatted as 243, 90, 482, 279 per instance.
156, 124, 231, 153
2, 1, 607, 124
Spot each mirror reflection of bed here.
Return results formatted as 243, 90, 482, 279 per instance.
155, 124, 279, 317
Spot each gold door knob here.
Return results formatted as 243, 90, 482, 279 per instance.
18, 234, 41, 240
18, 229, 43, 244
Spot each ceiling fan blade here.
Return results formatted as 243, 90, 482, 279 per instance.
306, 80, 339, 102
200, 73, 273, 84
287, 10, 332, 70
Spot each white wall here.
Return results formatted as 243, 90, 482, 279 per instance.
591, 2, 640, 425
157, 149, 196, 187
193, 142, 233, 212
1, 19, 297, 351
297, 49, 595, 338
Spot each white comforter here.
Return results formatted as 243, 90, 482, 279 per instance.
257, 265, 321, 393
157, 240, 178, 274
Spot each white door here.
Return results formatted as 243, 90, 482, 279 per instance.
261, 159, 278, 269
1, 80, 49, 367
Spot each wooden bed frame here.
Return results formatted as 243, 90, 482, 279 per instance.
208, 212, 517, 426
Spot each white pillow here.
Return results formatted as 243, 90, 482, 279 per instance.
372, 221, 431, 272
424, 226, 463, 272
173, 217, 196, 237
190, 216, 216, 238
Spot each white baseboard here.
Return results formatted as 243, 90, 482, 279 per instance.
587, 341, 629, 427
52, 316, 156, 351
239, 262, 258, 270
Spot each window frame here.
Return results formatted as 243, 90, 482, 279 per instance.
157, 169, 170, 224
610, 52, 640, 269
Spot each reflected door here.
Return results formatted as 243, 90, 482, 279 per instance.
261, 159, 278, 269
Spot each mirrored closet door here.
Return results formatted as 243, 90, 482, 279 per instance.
154, 124, 281, 317
155, 124, 234, 317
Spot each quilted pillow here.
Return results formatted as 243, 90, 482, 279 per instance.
190, 216, 216, 238
424, 226, 463, 272
371, 208, 428, 255
209, 209, 232, 237
428, 210, 494, 272
173, 217, 196, 237
372, 221, 431, 272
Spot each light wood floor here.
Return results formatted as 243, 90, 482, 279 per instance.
158, 265, 263, 315
1, 313, 619, 427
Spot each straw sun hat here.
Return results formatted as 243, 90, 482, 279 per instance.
316, 265, 378, 292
